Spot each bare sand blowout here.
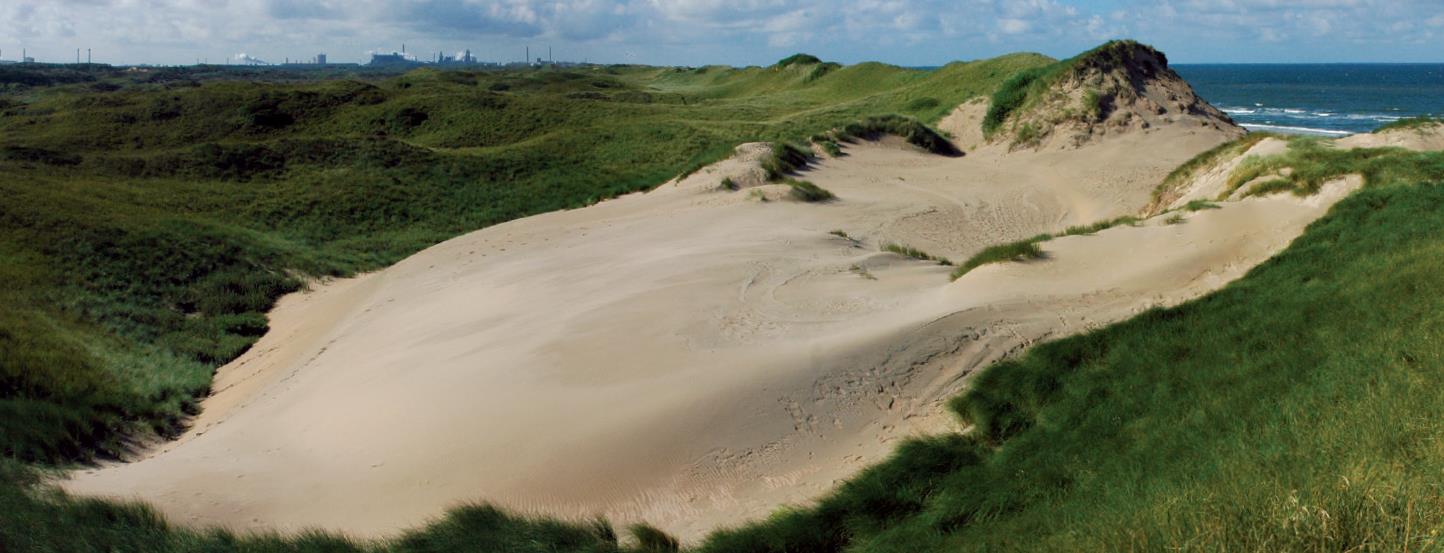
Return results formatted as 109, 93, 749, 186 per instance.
63, 102, 1410, 541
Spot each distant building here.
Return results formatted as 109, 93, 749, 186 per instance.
316, 53, 327, 65
369, 52, 413, 66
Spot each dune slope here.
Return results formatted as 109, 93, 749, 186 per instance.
60, 116, 1363, 541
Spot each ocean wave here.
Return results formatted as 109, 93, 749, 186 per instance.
1241, 123, 1354, 137
1219, 105, 1409, 124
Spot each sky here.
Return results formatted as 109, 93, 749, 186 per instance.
2, 0, 1442, 67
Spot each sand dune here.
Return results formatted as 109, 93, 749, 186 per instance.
62, 120, 1358, 542
1335, 121, 1444, 151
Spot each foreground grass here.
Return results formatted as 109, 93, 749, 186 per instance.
0, 458, 662, 553
11, 161, 1444, 552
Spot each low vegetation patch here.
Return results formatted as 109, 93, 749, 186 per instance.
838, 114, 962, 156
951, 238, 1045, 279
784, 179, 835, 202
1376, 116, 1442, 133
1225, 137, 1444, 197
1060, 215, 1140, 237
952, 215, 1140, 280
1182, 199, 1220, 211
761, 142, 814, 181
812, 136, 843, 157
881, 242, 952, 266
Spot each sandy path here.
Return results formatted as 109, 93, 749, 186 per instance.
62, 124, 1349, 542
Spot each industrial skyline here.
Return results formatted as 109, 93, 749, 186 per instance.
0, 43, 585, 68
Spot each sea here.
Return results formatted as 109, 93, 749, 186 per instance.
1173, 64, 1444, 137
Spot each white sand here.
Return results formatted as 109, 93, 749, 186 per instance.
62, 120, 1356, 542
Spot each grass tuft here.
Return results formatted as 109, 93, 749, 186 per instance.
1182, 199, 1220, 211
761, 143, 814, 181
784, 179, 835, 202
881, 242, 952, 266
951, 215, 1140, 280
628, 524, 680, 553
951, 239, 1045, 279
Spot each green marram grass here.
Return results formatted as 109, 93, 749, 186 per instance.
881, 242, 953, 266
784, 179, 835, 202
951, 215, 1140, 280
1224, 136, 1444, 197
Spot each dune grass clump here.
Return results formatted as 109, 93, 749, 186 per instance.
983, 66, 1051, 137
628, 524, 680, 553
718, 177, 738, 191
1060, 215, 1141, 237
784, 179, 834, 202
952, 215, 1140, 280
881, 242, 952, 266
1182, 199, 1220, 211
761, 143, 814, 181
951, 238, 1045, 279
839, 114, 962, 156
814, 138, 843, 157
